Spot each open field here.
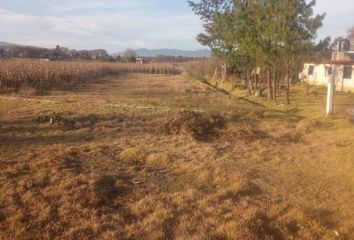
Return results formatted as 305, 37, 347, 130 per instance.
0, 73, 354, 239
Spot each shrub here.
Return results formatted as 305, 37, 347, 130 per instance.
37, 112, 61, 124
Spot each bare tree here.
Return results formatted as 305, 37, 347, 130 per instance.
348, 26, 354, 49
122, 49, 137, 62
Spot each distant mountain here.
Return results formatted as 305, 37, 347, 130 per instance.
0, 41, 46, 50
0, 41, 22, 47
115, 48, 211, 57
1, 41, 211, 58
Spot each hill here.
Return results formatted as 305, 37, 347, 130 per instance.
0, 41, 46, 49
0, 41, 20, 47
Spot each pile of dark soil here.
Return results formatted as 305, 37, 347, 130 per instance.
159, 110, 226, 141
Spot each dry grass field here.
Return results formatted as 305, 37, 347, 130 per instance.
0, 73, 353, 239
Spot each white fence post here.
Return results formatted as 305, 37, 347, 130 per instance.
326, 77, 334, 117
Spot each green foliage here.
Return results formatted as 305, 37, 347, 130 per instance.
188, 0, 234, 49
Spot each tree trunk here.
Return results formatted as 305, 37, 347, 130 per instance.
272, 67, 277, 101
221, 63, 227, 82
212, 67, 220, 80
267, 69, 273, 101
254, 68, 258, 90
247, 70, 253, 95
285, 63, 291, 105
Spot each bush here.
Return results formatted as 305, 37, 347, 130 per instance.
37, 112, 61, 124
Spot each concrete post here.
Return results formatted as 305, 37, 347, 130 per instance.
326, 77, 334, 117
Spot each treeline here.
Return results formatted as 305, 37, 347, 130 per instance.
148, 55, 208, 63
0, 45, 113, 61
189, 0, 334, 104
0, 45, 208, 63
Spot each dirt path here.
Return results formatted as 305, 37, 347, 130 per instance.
0, 74, 353, 239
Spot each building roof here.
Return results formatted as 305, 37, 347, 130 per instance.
305, 51, 354, 65
329, 60, 354, 65
305, 61, 354, 66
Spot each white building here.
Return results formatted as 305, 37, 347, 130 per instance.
136, 57, 146, 64
301, 40, 354, 91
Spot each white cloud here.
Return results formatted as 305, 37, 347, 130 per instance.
314, 0, 354, 39
1, 0, 350, 52
0, 5, 203, 52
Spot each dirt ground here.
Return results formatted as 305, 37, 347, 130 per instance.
0, 73, 353, 240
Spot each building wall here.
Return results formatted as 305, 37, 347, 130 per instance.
302, 63, 354, 91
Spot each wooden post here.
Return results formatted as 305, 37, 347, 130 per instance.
326, 77, 334, 117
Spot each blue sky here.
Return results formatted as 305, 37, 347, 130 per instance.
0, 0, 353, 53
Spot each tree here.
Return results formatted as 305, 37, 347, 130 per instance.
49, 45, 70, 60
348, 26, 354, 40
78, 50, 92, 60
348, 26, 354, 49
90, 49, 110, 60
0, 49, 5, 58
189, 0, 325, 104
122, 49, 137, 62
274, 0, 325, 103
69, 49, 80, 59
188, 0, 233, 49
189, 1, 242, 82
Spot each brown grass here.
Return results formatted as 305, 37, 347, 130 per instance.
0, 73, 353, 239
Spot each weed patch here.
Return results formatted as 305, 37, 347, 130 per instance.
37, 112, 61, 124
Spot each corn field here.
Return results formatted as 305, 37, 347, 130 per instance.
0, 59, 181, 94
